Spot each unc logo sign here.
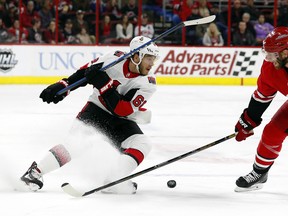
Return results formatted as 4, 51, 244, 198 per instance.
0, 49, 18, 73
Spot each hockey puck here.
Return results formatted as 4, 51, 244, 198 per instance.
167, 180, 176, 188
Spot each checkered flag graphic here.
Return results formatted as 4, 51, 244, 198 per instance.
233, 51, 259, 76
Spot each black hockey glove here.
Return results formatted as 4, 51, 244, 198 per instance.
85, 65, 113, 94
40, 80, 70, 104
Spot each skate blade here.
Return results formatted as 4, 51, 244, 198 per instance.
13, 179, 32, 192
101, 187, 137, 194
234, 183, 264, 192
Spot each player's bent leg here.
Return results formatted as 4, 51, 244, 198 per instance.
20, 144, 71, 192
101, 154, 139, 194
102, 134, 151, 194
235, 108, 288, 192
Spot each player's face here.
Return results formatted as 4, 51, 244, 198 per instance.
139, 54, 157, 75
278, 49, 288, 69
262, 48, 288, 69
269, 49, 288, 69
262, 49, 279, 62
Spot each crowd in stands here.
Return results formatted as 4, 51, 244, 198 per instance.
0, 0, 282, 46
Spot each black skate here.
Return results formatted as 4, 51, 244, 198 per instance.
234, 170, 268, 192
21, 161, 43, 192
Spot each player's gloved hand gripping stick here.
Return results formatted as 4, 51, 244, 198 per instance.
56, 15, 216, 96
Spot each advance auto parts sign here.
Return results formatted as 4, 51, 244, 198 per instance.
154, 47, 261, 77
0, 49, 18, 73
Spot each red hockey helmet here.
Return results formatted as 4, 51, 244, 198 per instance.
263, 27, 288, 53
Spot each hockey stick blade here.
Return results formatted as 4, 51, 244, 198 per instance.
61, 133, 235, 197
183, 15, 216, 27
61, 183, 85, 197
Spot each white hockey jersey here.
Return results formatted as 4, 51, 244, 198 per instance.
134, 24, 154, 39
84, 50, 157, 124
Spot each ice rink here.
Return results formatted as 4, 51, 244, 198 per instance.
1, 84, 288, 216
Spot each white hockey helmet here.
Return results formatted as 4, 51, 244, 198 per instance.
129, 36, 160, 63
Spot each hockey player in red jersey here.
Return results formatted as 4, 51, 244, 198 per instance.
20, 36, 160, 194
234, 27, 288, 192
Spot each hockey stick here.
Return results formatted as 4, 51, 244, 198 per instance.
56, 15, 216, 96
61, 132, 235, 197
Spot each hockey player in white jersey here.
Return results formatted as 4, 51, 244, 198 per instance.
20, 36, 160, 194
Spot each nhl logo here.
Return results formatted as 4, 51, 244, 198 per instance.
0, 49, 18, 73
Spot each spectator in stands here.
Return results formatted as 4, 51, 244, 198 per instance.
202, 22, 224, 46
72, 10, 90, 34
242, 12, 256, 37
121, 0, 138, 22
231, 0, 245, 30
210, 3, 227, 44
58, 0, 73, 28
89, 0, 97, 13
38, 0, 54, 29
196, 0, 212, 18
210, 3, 226, 24
114, 13, 133, 44
142, 0, 165, 20
266, 7, 278, 25
222, 0, 244, 30
254, 14, 274, 45
100, 14, 115, 44
43, 19, 65, 44
58, 0, 73, 12
232, 21, 256, 46
0, 2, 5, 18
62, 18, 80, 44
186, 5, 202, 45
76, 27, 93, 44
194, 10, 211, 44
33, 0, 43, 11
27, 18, 44, 43
102, 0, 122, 21
169, 0, 194, 25
22, 0, 40, 28
0, 17, 14, 43
72, 0, 90, 12
8, 19, 29, 44
134, 13, 154, 38
242, 0, 260, 21
278, 0, 288, 26
2, 3, 18, 28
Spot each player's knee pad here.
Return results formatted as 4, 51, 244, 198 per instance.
121, 134, 152, 165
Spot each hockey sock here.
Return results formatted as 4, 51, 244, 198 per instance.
38, 144, 71, 174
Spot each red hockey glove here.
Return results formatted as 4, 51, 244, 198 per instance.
40, 80, 69, 104
85, 65, 113, 94
235, 109, 261, 142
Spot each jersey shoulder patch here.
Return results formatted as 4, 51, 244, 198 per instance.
114, 50, 126, 57
147, 76, 156, 85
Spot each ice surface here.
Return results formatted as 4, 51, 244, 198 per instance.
1, 84, 288, 216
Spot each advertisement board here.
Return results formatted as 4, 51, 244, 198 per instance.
0, 45, 262, 85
